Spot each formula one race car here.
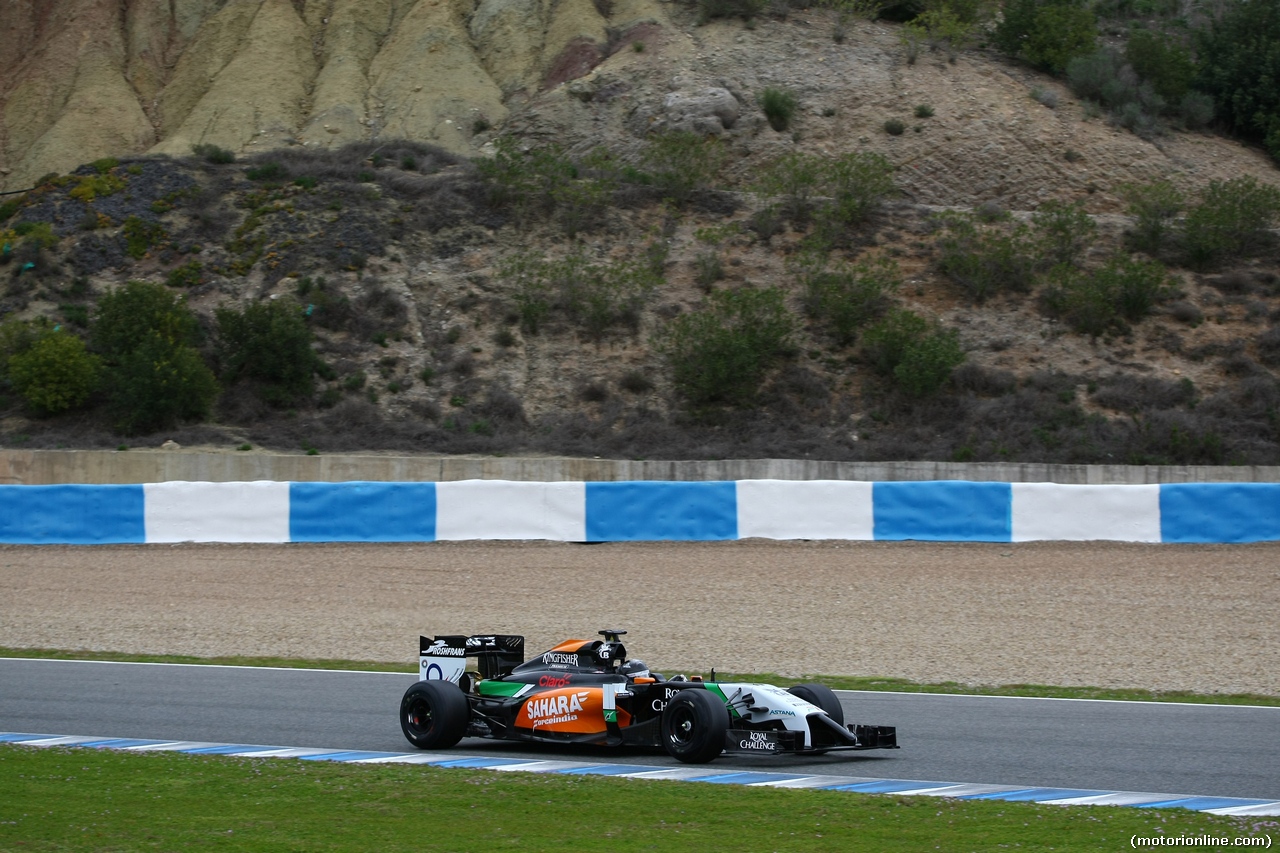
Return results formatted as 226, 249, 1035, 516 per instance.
399, 630, 898, 764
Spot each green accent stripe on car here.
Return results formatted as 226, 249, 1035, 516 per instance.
705, 684, 741, 718
477, 681, 529, 698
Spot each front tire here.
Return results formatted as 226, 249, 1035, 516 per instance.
661, 688, 729, 764
788, 683, 845, 727
400, 680, 470, 749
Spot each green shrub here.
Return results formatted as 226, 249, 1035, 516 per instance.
656, 286, 796, 408
760, 87, 799, 132
798, 254, 900, 345
68, 172, 126, 203
7, 332, 100, 415
641, 131, 728, 206
1119, 180, 1182, 255
694, 252, 725, 290
122, 216, 166, 259
1194, 0, 1280, 162
1031, 200, 1096, 268
90, 158, 119, 174
0, 318, 44, 371
550, 149, 619, 237
499, 254, 553, 335
1066, 48, 1165, 137
914, 104, 934, 118
107, 332, 219, 435
894, 324, 966, 396
1042, 255, 1173, 336
754, 150, 893, 238
58, 304, 90, 329
475, 137, 574, 217
1111, 256, 1174, 322
754, 151, 825, 225
91, 284, 216, 435
906, 6, 976, 60
1180, 176, 1280, 270
476, 140, 618, 233
862, 308, 929, 375
995, 0, 1097, 74
1175, 91, 1214, 131
498, 247, 662, 340
91, 280, 202, 362
192, 144, 236, 164
245, 162, 287, 182
816, 151, 896, 241
1125, 29, 1195, 105
861, 308, 965, 396
215, 299, 317, 406
884, 118, 905, 136
12, 221, 59, 250
934, 214, 1038, 302
165, 260, 205, 289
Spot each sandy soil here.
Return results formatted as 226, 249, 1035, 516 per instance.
1, 540, 1276, 695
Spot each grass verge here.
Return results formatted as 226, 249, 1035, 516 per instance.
0, 746, 1264, 852
3, 646, 1276, 706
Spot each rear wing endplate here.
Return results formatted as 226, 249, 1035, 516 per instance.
419, 634, 526, 682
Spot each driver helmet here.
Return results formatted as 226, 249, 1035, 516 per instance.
620, 659, 650, 679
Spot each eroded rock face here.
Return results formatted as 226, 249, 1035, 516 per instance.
0, 0, 643, 190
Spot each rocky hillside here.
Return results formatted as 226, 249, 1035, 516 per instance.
3, 2, 1280, 464
0, 0, 660, 191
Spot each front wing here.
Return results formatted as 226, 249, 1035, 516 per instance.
726, 721, 899, 755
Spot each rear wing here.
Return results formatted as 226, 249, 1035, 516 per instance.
419, 634, 526, 683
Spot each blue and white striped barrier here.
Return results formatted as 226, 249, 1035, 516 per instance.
1, 479, 1278, 544
3, 732, 1277, 815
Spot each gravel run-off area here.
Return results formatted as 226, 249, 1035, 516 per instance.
2, 540, 1277, 696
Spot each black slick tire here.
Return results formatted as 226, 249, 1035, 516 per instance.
400, 680, 470, 749
788, 683, 845, 727
660, 688, 728, 764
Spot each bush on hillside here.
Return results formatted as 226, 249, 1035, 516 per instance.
1180, 176, 1280, 270
814, 151, 896, 242
1041, 255, 1174, 336
498, 247, 663, 340
641, 131, 729, 207
1195, 0, 1280, 162
1125, 29, 1195, 105
1032, 200, 1097, 268
861, 308, 965, 396
107, 332, 219, 435
994, 0, 1097, 74
91, 281, 202, 361
7, 331, 100, 416
798, 254, 900, 345
759, 87, 799, 131
216, 299, 317, 406
753, 150, 894, 233
1119, 180, 1183, 256
91, 281, 217, 435
656, 286, 796, 409
934, 214, 1038, 302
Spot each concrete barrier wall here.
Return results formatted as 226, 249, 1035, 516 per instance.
3, 479, 1279, 544
3, 449, 1280, 485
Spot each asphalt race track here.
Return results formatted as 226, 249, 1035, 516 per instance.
2, 658, 1278, 802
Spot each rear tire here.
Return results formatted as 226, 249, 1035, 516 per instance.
788, 683, 845, 727
400, 680, 470, 749
661, 688, 728, 764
